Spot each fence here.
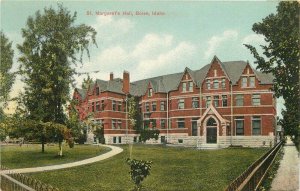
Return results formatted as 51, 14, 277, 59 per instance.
0, 166, 59, 191
225, 141, 283, 191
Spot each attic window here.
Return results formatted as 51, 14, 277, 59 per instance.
148, 88, 153, 97
214, 69, 217, 77
182, 82, 187, 92
247, 68, 250, 74
185, 74, 188, 80
250, 76, 255, 87
96, 87, 100, 95
188, 81, 193, 92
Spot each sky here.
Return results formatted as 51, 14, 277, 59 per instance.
0, 0, 284, 116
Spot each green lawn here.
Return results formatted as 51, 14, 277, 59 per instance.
1, 144, 110, 169
27, 145, 268, 191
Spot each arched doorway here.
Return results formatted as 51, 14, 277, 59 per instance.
206, 117, 217, 143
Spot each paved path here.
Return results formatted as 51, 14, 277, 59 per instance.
271, 137, 299, 191
0, 144, 123, 174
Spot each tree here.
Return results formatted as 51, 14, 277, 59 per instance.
17, 4, 97, 125
128, 96, 141, 130
0, 32, 15, 116
81, 74, 93, 89
245, 1, 299, 143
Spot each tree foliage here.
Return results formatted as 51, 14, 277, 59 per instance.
126, 158, 152, 191
0, 32, 15, 112
140, 129, 160, 143
245, 1, 299, 141
128, 96, 142, 130
17, 4, 97, 124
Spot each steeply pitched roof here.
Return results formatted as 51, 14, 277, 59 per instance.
75, 58, 274, 97
76, 88, 87, 99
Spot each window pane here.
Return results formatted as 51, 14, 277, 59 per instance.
207, 80, 211, 90
213, 80, 219, 89
222, 79, 226, 89
178, 99, 184, 109
192, 97, 199, 108
235, 119, 244, 135
242, 77, 247, 87
213, 96, 219, 107
177, 118, 185, 128
189, 82, 193, 91
160, 101, 165, 111
236, 95, 244, 106
206, 96, 211, 108
250, 77, 255, 87
252, 117, 261, 135
182, 82, 186, 92
252, 94, 261, 106
152, 102, 156, 111
222, 95, 227, 107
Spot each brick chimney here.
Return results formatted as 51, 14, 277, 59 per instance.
110, 72, 114, 81
122, 71, 130, 94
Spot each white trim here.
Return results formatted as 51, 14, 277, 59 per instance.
169, 93, 201, 99
139, 98, 167, 104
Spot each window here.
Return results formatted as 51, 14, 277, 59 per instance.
160, 101, 165, 111
118, 101, 122, 111
113, 137, 117, 143
178, 139, 183, 144
252, 94, 261, 106
178, 99, 185, 109
92, 102, 95, 112
213, 96, 219, 107
192, 97, 199, 108
206, 96, 211, 108
182, 82, 187, 92
242, 77, 247, 87
112, 100, 116, 111
96, 87, 100, 95
150, 119, 156, 129
192, 118, 198, 136
213, 79, 219, 89
235, 95, 244, 106
252, 116, 261, 135
206, 80, 211, 90
101, 100, 105, 110
148, 88, 153, 97
118, 137, 122, 144
222, 95, 228, 107
152, 101, 157, 111
145, 102, 150, 112
133, 137, 137, 143
250, 77, 255, 87
117, 120, 122, 129
221, 78, 226, 89
112, 119, 117, 129
235, 117, 244, 135
188, 81, 193, 92
214, 69, 217, 77
96, 101, 100, 111
177, 118, 185, 128
161, 119, 166, 129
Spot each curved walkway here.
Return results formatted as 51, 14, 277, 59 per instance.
0, 144, 123, 175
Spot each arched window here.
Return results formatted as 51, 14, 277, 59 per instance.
207, 118, 217, 126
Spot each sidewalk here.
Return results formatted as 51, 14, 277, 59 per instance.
271, 137, 299, 191
0, 144, 123, 174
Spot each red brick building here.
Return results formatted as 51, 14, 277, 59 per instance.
72, 56, 276, 147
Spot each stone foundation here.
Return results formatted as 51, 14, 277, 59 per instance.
104, 134, 275, 148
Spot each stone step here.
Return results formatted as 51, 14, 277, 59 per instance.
197, 144, 220, 150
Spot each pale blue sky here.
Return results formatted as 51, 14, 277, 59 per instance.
1, 0, 283, 115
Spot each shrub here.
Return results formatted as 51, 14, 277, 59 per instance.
126, 158, 152, 191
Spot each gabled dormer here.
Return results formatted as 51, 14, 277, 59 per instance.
177, 67, 197, 93
238, 62, 258, 88
203, 56, 230, 91
147, 82, 154, 97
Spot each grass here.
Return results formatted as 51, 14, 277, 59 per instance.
1, 144, 110, 169
27, 144, 269, 191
